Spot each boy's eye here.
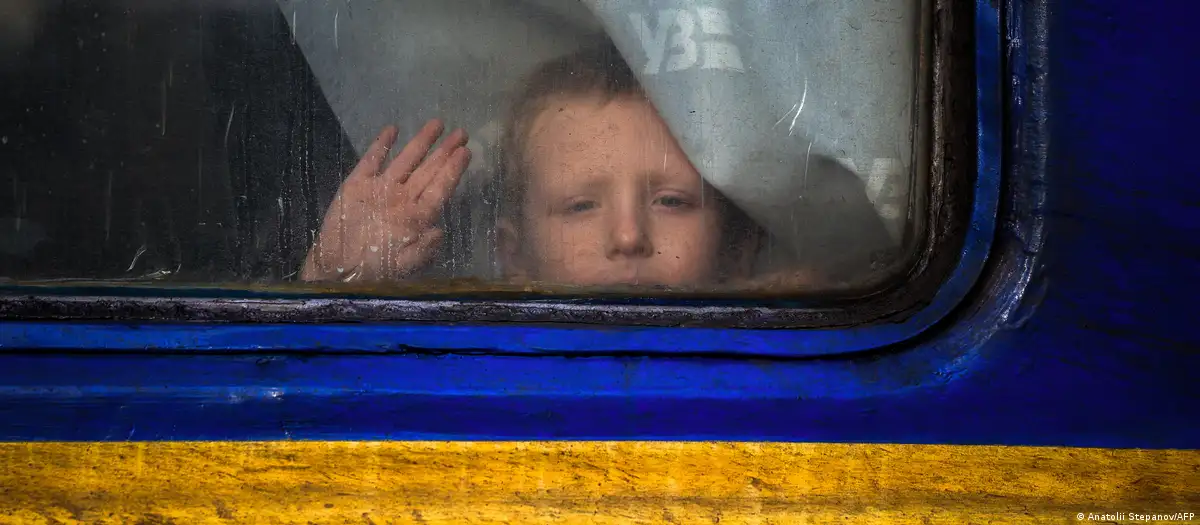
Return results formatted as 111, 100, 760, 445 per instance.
565, 200, 597, 214
654, 195, 690, 209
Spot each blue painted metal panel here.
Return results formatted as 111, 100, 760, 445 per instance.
0, 0, 1197, 448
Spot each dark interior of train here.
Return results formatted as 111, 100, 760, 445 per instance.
0, 1, 352, 282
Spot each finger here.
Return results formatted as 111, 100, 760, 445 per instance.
405, 128, 468, 195
386, 119, 445, 184
348, 126, 399, 182
416, 146, 470, 211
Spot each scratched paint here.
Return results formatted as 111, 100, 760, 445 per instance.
0, 442, 1197, 524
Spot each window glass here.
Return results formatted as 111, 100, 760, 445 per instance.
0, 0, 920, 293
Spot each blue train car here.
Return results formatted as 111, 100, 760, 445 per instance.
0, 0, 1196, 522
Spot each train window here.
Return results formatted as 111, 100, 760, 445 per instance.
0, 0, 991, 342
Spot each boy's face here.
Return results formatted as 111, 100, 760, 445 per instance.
510, 95, 723, 286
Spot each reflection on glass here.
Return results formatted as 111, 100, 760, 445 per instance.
0, 0, 919, 294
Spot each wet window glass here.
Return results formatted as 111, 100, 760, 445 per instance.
1, 0, 922, 294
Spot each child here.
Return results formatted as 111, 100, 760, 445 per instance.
302, 43, 887, 288
491, 43, 764, 287
301, 42, 764, 287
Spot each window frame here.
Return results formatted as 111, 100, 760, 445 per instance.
0, 0, 999, 358
0, 0, 1056, 444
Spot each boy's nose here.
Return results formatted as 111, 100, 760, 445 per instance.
606, 206, 653, 259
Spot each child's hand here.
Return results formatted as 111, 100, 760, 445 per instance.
301, 119, 470, 282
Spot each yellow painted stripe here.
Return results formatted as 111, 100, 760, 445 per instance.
1, 442, 1197, 524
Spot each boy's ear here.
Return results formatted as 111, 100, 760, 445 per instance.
496, 216, 529, 281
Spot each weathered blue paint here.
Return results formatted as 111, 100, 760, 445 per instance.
0, 0, 1197, 448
